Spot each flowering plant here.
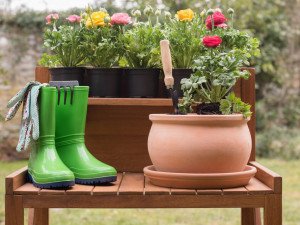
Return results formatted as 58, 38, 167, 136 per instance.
163, 9, 207, 68
82, 9, 129, 67
121, 6, 163, 68
42, 13, 85, 67
179, 8, 260, 118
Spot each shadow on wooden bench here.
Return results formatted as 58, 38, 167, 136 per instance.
5, 67, 282, 225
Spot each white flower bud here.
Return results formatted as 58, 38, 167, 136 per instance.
133, 10, 141, 18
227, 8, 234, 14
215, 8, 222, 13
200, 9, 206, 17
164, 11, 171, 19
207, 9, 215, 16
144, 5, 154, 17
99, 7, 107, 13
155, 9, 161, 16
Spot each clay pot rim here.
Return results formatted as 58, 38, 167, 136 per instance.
144, 165, 257, 179
149, 113, 250, 121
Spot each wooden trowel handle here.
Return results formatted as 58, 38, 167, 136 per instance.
160, 40, 174, 89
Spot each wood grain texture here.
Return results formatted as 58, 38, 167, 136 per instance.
144, 176, 170, 195
240, 68, 256, 161
196, 189, 223, 195
88, 98, 174, 106
39, 189, 66, 195
250, 161, 282, 194
28, 208, 49, 225
245, 178, 273, 195
264, 194, 282, 225
35, 67, 50, 83
171, 188, 197, 195
22, 194, 265, 208
6, 166, 28, 195
5, 195, 24, 225
66, 184, 94, 195
118, 173, 145, 195
222, 187, 248, 195
93, 173, 123, 195
14, 183, 40, 195
242, 208, 262, 225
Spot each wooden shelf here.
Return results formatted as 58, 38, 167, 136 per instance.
88, 98, 174, 106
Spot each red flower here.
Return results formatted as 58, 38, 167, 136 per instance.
202, 36, 222, 48
205, 12, 227, 30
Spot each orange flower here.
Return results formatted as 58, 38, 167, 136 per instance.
177, 9, 194, 21
86, 11, 110, 27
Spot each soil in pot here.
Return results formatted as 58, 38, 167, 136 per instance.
87, 68, 122, 97
196, 102, 222, 115
49, 67, 85, 86
125, 68, 160, 98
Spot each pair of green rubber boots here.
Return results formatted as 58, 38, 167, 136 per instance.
28, 86, 117, 189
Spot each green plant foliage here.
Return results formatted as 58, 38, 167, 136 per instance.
121, 23, 163, 68
163, 13, 206, 68
43, 25, 86, 67
82, 26, 124, 67
220, 92, 252, 119
38, 53, 59, 67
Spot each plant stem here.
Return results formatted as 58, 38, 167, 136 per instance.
211, 14, 214, 32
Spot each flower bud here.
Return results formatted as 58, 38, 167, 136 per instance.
104, 16, 111, 24
133, 22, 139, 27
227, 8, 234, 14
133, 10, 141, 18
155, 9, 161, 16
164, 11, 171, 19
200, 9, 206, 17
207, 9, 215, 16
99, 7, 107, 13
215, 8, 222, 13
85, 5, 93, 14
144, 5, 154, 17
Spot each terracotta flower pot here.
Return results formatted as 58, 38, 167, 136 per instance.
148, 114, 252, 173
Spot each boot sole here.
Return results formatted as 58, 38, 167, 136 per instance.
28, 173, 75, 189
75, 176, 117, 185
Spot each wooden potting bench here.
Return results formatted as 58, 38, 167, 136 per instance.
5, 67, 282, 225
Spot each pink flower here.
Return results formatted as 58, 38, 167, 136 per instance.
66, 15, 81, 23
111, 13, 131, 25
46, 13, 59, 24
216, 23, 227, 28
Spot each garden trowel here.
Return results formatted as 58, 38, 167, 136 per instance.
160, 40, 185, 115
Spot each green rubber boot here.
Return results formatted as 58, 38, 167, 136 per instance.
28, 87, 75, 189
55, 86, 117, 184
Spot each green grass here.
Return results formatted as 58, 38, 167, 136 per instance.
0, 158, 299, 225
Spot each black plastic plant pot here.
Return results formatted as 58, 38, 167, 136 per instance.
125, 68, 160, 98
169, 68, 193, 98
49, 67, 85, 86
87, 68, 122, 98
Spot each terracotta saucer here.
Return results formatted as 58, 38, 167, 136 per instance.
143, 165, 257, 189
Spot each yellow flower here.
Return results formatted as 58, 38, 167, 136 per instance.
86, 11, 110, 27
177, 9, 194, 21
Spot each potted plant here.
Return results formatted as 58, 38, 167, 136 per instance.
163, 9, 207, 97
147, 8, 260, 174
83, 9, 130, 97
121, 7, 162, 98
41, 13, 86, 85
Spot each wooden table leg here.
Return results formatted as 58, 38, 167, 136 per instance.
242, 208, 262, 225
5, 195, 24, 225
264, 194, 282, 225
28, 208, 49, 225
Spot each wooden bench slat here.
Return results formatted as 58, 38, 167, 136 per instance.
39, 189, 66, 195
223, 186, 248, 195
245, 177, 274, 194
66, 184, 94, 195
171, 188, 197, 195
14, 183, 40, 195
144, 176, 170, 195
93, 173, 123, 195
6, 166, 28, 195
118, 173, 144, 195
197, 189, 223, 195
